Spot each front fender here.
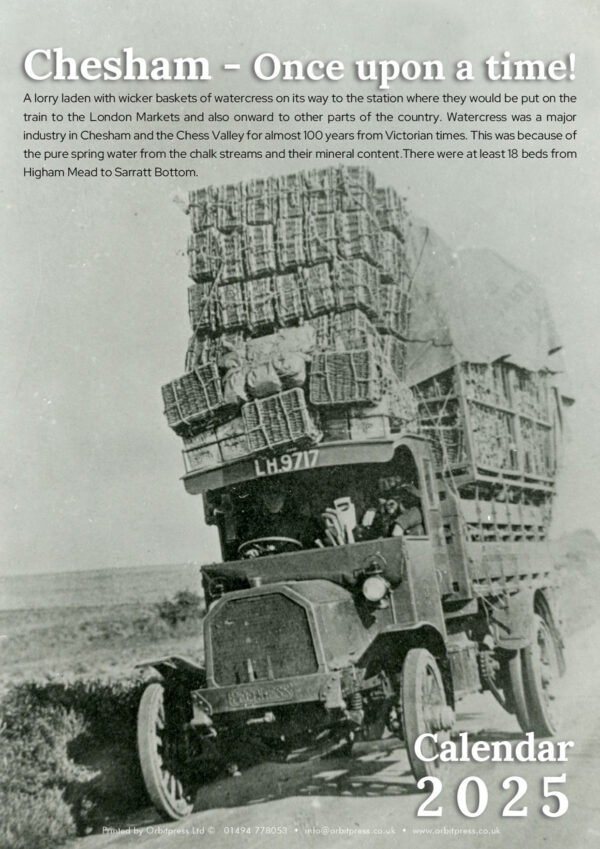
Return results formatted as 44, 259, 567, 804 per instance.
135, 654, 206, 687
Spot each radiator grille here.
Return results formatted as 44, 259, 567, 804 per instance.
210, 593, 318, 685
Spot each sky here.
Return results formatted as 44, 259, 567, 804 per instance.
1, 0, 599, 575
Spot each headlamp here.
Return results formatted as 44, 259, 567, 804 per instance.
362, 574, 390, 603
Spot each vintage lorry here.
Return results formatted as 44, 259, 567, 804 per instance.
138, 171, 568, 820
137, 401, 566, 821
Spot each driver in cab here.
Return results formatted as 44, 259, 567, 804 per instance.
242, 481, 321, 557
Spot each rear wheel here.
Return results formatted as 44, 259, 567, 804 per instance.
137, 682, 197, 820
506, 650, 531, 732
521, 614, 561, 736
401, 649, 454, 782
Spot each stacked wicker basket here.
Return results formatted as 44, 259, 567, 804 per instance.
161, 166, 416, 474
414, 361, 556, 494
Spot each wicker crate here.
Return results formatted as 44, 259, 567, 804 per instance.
520, 418, 553, 476
274, 272, 304, 325
276, 217, 305, 270
187, 229, 220, 282
245, 177, 278, 225
219, 282, 247, 331
162, 363, 231, 435
462, 362, 496, 403
337, 211, 378, 264
469, 403, 518, 471
512, 368, 550, 421
377, 285, 409, 337
309, 348, 382, 406
339, 166, 376, 215
375, 186, 407, 239
419, 424, 466, 469
334, 259, 380, 318
278, 173, 305, 218
306, 314, 332, 349
305, 168, 339, 214
302, 264, 335, 317
188, 283, 218, 333
218, 231, 245, 284
243, 387, 321, 453
245, 224, 278, 278
415, 363, 555, 487
335, 309, 381, 352
185, 333, 205, 372
188, 186, 217, 231
216, 183, 244, 232
382, 335, 407, 380
305, 213, 338, 265
379, 230, 406, 285
380, 369, 417, 425
246, 277, 275, 333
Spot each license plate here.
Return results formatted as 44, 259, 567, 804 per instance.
254, 449, 319, 478
227, 682, 295, 708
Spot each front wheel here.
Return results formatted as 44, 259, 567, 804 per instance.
401, 649, 454, 783
137, 682, 197, 820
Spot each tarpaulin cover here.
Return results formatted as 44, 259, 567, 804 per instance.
405, 222, 564, 386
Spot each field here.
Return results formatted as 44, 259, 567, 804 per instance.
0, 533, 598, 849
0, 599, 205, 687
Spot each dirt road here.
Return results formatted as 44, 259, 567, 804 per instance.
79, 621, 600, 849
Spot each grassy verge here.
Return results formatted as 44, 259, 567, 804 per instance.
0, 591, 205, 848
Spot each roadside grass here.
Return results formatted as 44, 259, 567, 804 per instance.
0, 591, 205, 848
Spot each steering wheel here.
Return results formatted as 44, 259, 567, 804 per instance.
237, 537, 303, 559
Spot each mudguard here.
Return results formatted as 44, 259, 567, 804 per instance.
489, 588, 536, 650
135, 654, 206, 687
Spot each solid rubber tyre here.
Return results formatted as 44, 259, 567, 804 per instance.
521, 614, 561, 736
506, 650, 531, 733
401, 649, 450, 782
137, 682, 195, 820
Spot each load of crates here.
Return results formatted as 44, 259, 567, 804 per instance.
412, 360, 560, 543
161, 166, 417, 474
414, 362, 555, 491
402, 231, 566, 543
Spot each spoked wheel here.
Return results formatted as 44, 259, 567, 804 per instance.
521, 614, 561, 736
137, 682, 197, 820
401, 649, 454, 782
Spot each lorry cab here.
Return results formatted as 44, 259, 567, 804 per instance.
188, 434, 444, 558
180, 433, 455, 749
